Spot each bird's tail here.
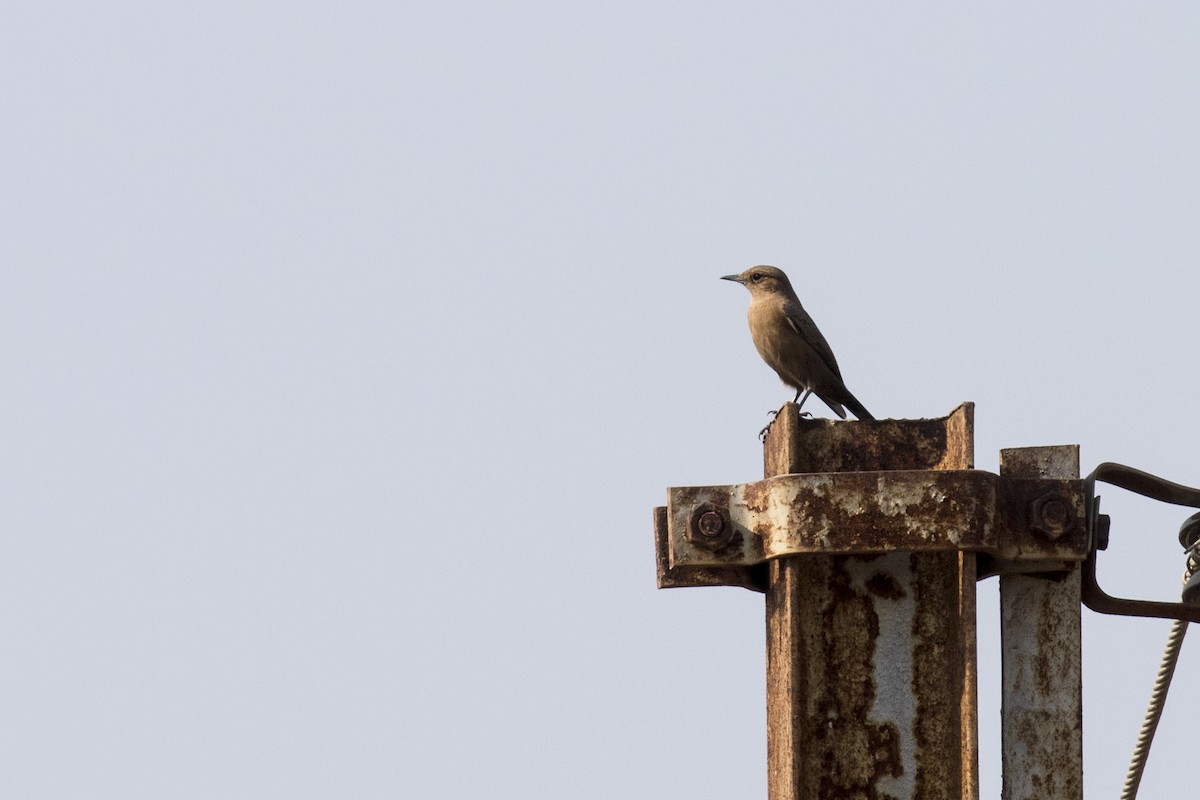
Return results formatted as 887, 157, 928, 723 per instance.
840, 389, 874, 421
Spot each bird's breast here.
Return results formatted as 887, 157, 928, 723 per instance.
747, 301, 805, 386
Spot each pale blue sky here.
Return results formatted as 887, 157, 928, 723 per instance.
3, 3, 1200, 798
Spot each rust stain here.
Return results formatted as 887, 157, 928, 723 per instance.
674, 472, 1087, 566
802, 557, 908, 799
866, 571, 906, 600
742, 479, 772, 514
758, 404, 978, 800
910, 552, 965, 800
657, 504, 764, 591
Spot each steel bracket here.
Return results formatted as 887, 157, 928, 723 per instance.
655, 469, 1086, 588
1082, 462, 1200, 623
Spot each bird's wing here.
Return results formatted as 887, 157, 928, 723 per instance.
782, 298, 844, 380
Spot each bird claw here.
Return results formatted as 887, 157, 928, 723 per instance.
759, 407, 781, 440
758, 406, 816, 440
759, 406, 785, 440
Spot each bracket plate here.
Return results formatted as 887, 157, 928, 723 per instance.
663, 470, 1087, 572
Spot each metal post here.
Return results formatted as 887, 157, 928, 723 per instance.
762, 403, 979, 800
654, 406, 1097, 797
999, 446, 1083, 800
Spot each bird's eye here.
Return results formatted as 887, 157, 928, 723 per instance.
751, 272, 763, 282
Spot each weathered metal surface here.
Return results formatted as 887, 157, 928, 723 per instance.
664, 471, 1087, 570
764, 401, 976, 474
999, 446, 1083, 800
958, 550, 980, 799
654, 506, 765, 591
763, 403, 978, 800
767, 552, 968, 798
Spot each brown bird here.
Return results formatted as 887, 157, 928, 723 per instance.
722, 265, 874, 421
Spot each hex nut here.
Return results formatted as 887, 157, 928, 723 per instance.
687, 503, 734, 551
1031, 493, 1075, 540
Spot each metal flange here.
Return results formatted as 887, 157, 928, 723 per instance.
664, 469, 1087, 571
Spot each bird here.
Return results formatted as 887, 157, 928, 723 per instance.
721, 265, 874, 422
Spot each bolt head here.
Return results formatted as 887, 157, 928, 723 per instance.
687, 503, 734, 551
1031, 493, 1076, 540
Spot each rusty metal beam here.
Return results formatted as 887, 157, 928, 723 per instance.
763, 403, 978, 800
663, 471, 1086, 571
999, 446, 1083, 800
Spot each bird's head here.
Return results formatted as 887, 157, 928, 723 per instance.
720, 265, 794, 297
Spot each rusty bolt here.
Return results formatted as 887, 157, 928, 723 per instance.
1095, 513, 1111, 551
1031, 492, 1076, 540
687, 503, 733, 551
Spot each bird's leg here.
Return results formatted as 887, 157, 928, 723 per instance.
795, 389, 813, 418
761, 387, 820, 438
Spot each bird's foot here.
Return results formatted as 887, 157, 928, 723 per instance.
758, 406, 816, 440
758, 406, 787, 441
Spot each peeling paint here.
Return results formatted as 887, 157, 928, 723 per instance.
666, 472, 1085, 570
847, 555, 918, 800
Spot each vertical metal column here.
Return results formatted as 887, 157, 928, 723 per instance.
999, 446, 1083, 800
762, 403, 979, 800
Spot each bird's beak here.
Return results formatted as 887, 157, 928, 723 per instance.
720, 274, 744, 284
